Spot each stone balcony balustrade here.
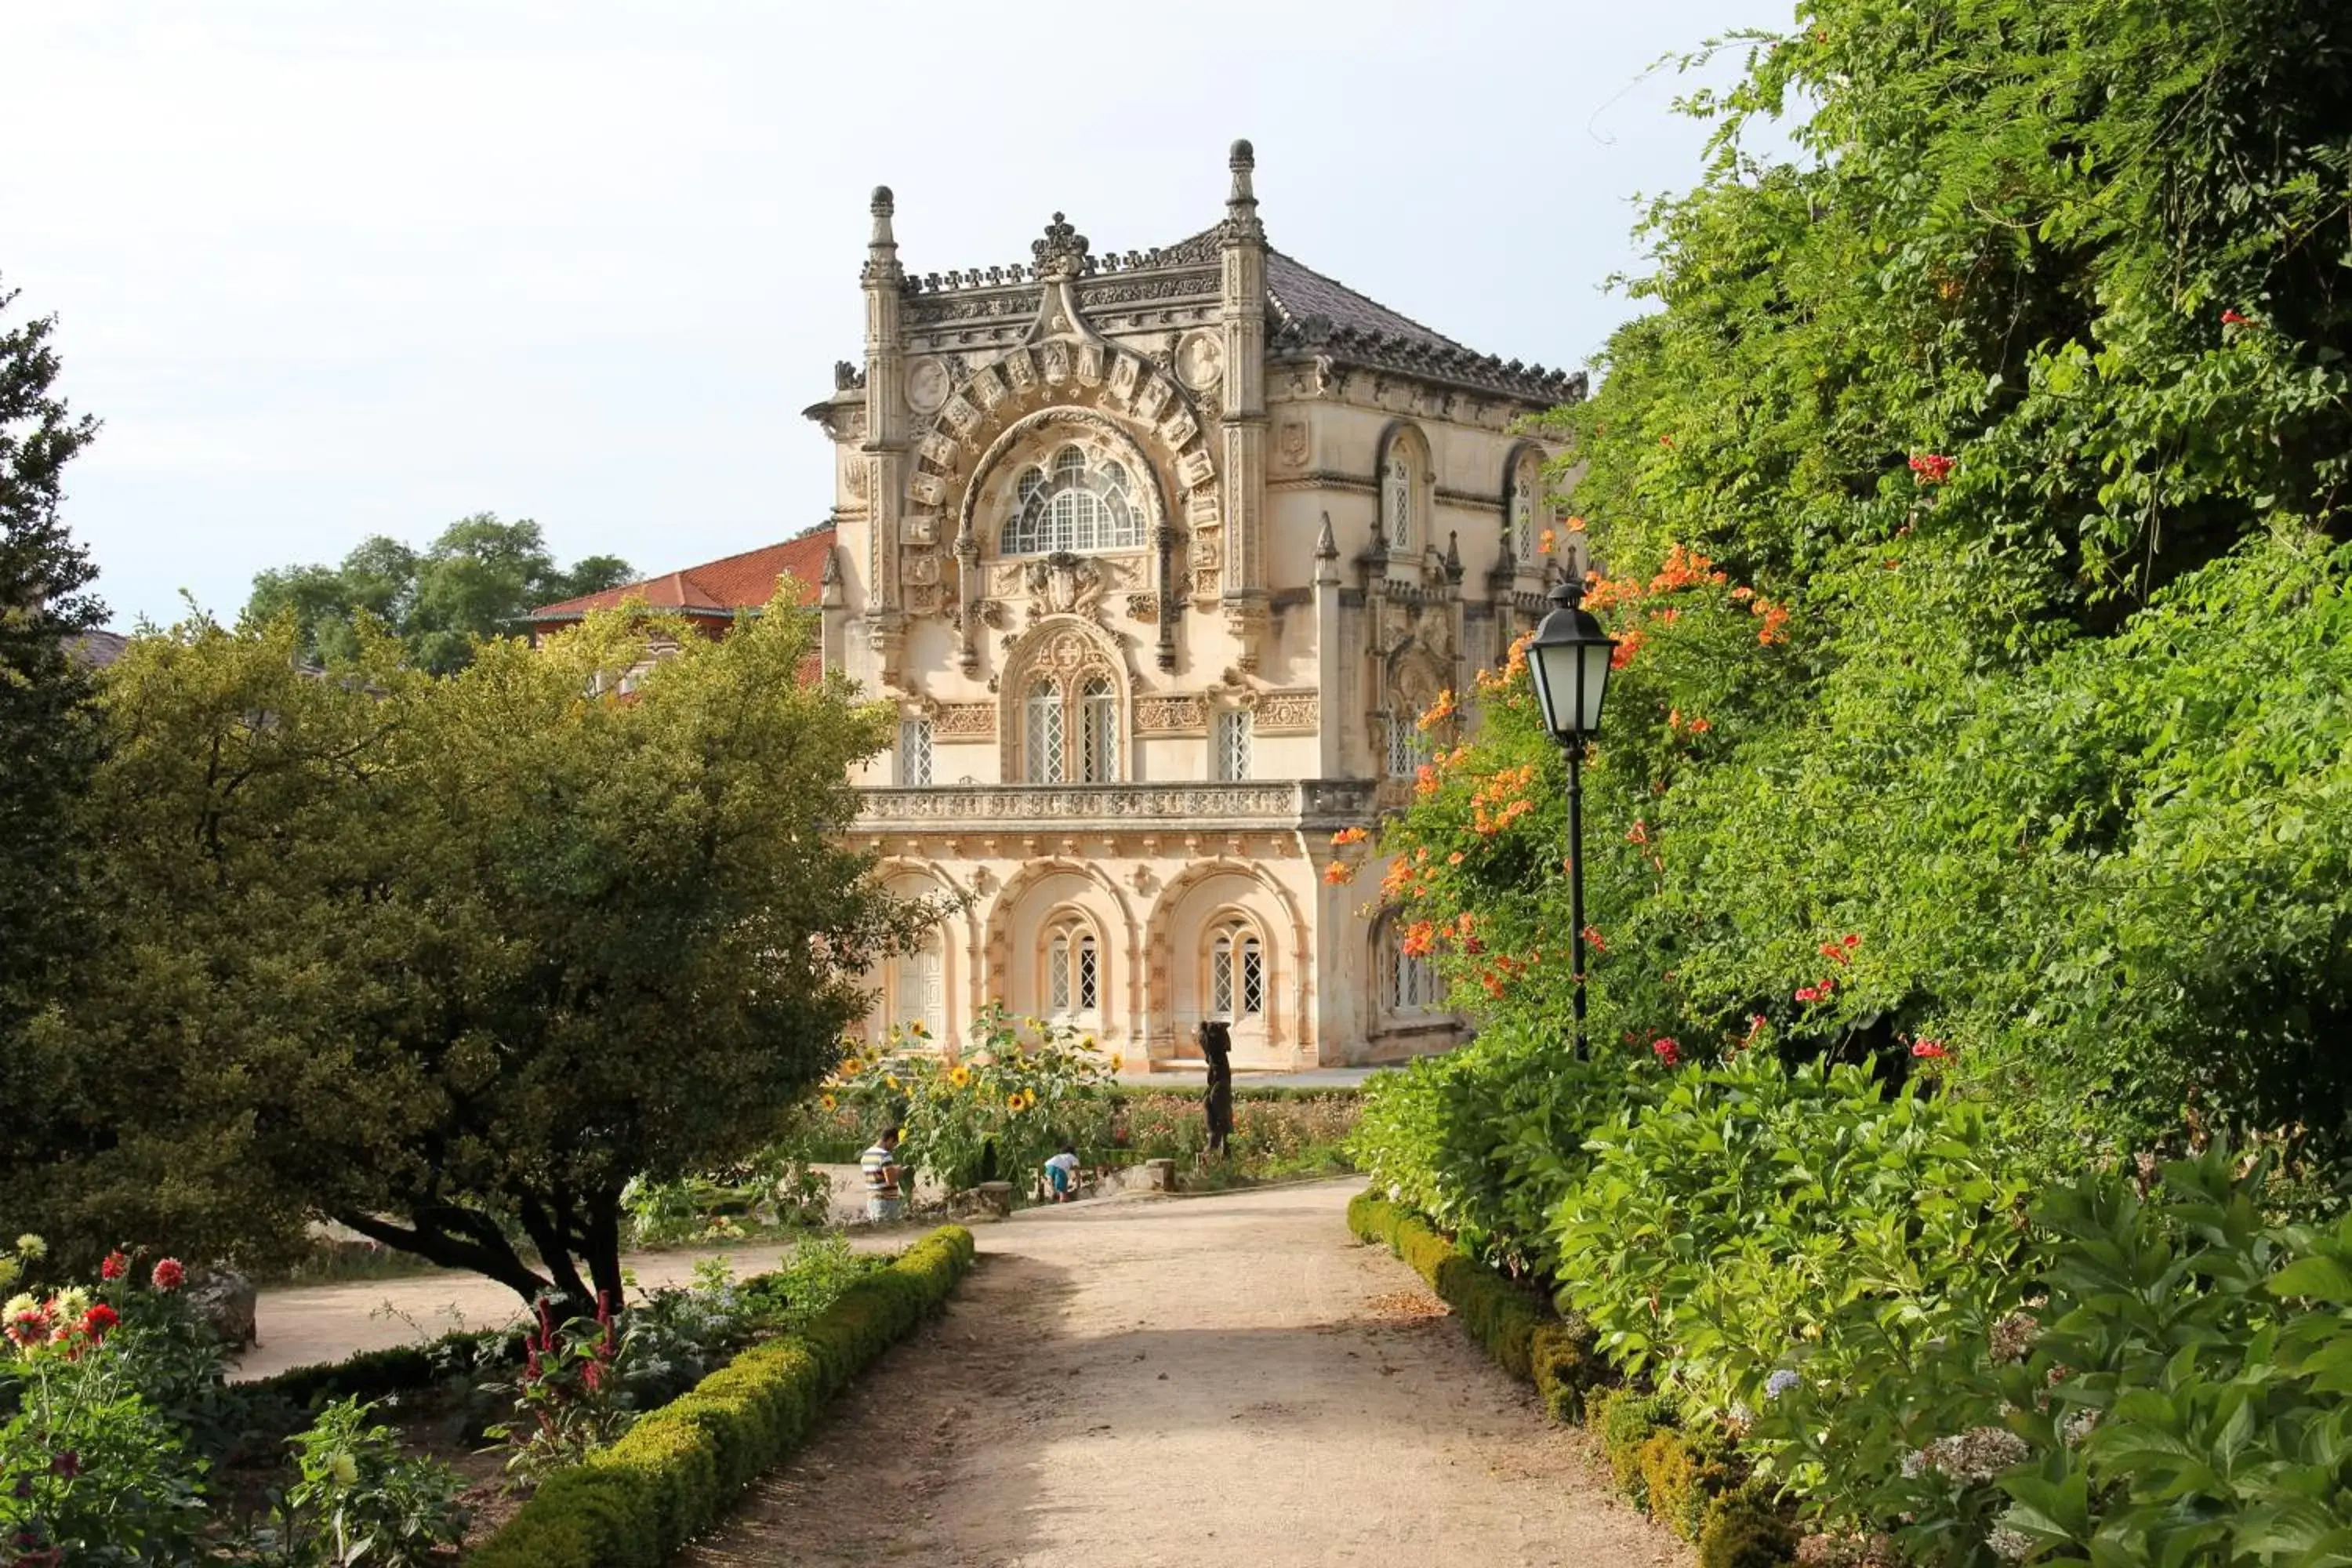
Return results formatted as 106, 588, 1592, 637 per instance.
852, 779, 1377, 836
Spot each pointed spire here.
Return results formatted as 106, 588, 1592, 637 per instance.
1221, 138, 1264, 244
1314, 510, 1338, 561
1445, 529, 1463, 579
1229, 139, 1256, 208
862, 187, 902, 285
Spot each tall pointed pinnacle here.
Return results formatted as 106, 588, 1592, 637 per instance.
1314, 512, 1340, 586
862, 185, 902, 284
1223, 138, 1264, 242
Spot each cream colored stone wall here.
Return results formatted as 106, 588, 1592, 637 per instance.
811, 165, 1574, 1069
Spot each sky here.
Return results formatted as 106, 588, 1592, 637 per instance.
4, 1, 1793, 630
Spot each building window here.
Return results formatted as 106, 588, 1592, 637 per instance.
1025, 679, 1065, 784
1213, 708, 1252, 782
1386, 708, 1432, 777
1080, 677, 1119, 783
898, 717, 933, 786
1385, 450, 1414, 550
1002, 445, 1145, 556
1048, 934, 1072, 1013
1391, 927, 1439, 1013
1208, 924, 1265, 1021
1513, 456, 1541, 564
1045, 920, 1098, 1017
894, 929, 943, 1038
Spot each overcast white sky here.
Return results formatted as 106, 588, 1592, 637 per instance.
5, 2, 1790, 629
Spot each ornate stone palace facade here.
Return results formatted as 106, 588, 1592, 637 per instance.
811, 142, 1585, 1069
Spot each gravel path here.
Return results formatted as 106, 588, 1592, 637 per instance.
677, 1178, 1686, 1568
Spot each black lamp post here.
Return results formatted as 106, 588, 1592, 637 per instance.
1525, 572, 1617, 1058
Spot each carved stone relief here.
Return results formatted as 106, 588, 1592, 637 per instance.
1133, 695, 1207, 735
1022, 552, 1106, 618
932, 702, 996, 739
906, 357, 950, 414
1254, 690, 1319, 734
1275, 416, 1308, 470
1177, 331, 1224, 391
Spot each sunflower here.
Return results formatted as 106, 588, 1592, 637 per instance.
1006, 1091, 1029, 1112
949, 1065, 972, 1089
885, 1074, 902, 1091
1109, 1054, 1123, 1072
819, 1094, 837, 1111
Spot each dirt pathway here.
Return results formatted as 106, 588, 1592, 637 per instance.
679, 1179, 1686, 1568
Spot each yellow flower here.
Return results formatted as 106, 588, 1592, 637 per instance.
1109, 1054, 1123, 1071
820, 1094, 837, 1111
1006, 1091, 1028, 1112
885, 1074, 902, 1091
949, 1065, 971, 1088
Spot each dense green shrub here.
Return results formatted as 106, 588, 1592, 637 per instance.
1755, 1145, 2352, 1565
1345, 1192, 1548, 1377
1551, 1054, 2042, 1424
466, 1225, 975, 1568
1114, 1090, 1358, 1181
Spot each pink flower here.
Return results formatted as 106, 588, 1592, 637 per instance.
150, 1258, 185, 1291
99, 1251, 129, 1283
1912, 1040, 1950, 1059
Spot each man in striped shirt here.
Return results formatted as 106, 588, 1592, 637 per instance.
861, 1127, 905, 1222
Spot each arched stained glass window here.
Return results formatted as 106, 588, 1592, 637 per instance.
1000, 445, 1145, 555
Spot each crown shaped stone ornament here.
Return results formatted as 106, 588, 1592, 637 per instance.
1032, 212, 1090, 281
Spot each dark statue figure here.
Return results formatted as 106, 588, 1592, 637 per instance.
1199, 1019, 1234, 1156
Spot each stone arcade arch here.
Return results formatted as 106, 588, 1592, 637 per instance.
982, 858, 1142, 1047
869, 858, 981, 1045
1143, 858, 1310, 1067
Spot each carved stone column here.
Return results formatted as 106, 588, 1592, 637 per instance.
862, 186, 910, 686
1217, 140, 1270, 671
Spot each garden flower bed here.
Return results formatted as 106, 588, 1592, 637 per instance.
0, 1227, 967, 1564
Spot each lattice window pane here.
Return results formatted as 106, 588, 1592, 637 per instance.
1215, 709, 1252, 782
1388, 459, 1412, 549
1049, 938, 1071, 1014
1240, 938, 1264, 1015
1027, 681, 1065, 783
1054, 445, 1086, 482
1001, 449, 1147, 555
1081, 680, 1117, 783
1387, 711, 1429, 778
899, 717, 933, 786
1077, 935, 1098, 1011
1515, 485, 1537, 563
1210, 938, 1233, 1018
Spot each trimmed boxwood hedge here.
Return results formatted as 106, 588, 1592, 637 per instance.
246, 1325, 522, 1409
466, 1225, 977, 1568
1346, 1190, 1793, 1568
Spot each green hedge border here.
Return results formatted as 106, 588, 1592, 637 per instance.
466, 1225, 977, 1568
1346, 1192, 1795, 1568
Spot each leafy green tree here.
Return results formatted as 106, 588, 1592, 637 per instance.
0, 277, 106, 1235
1359, 0, 2352, 1186
60, 594, 923, 1305
246, 514, 631, 673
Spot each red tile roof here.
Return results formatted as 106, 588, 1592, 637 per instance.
521, 529, 834, 624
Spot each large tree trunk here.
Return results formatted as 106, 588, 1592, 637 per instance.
328, 1204, 550, 1305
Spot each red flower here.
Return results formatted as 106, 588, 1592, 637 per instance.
99, 1251, 129, 1283
1907, 452, 1955, 485
2222, 308, 2252, 327
80, 1305, 118, 1340
1911, 1040, 1950, 1059
150, 1258, 185, 1292
1580, 924, 1608, 956
1842, 934, 1860, 949
1651, 1037, 1682, 1068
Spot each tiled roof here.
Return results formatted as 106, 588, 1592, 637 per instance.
67, 630, 129, 668
521, 529, 834, 623
1263, 250, 1469, 354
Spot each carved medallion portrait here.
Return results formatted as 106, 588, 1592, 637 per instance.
1176, 331, 1224, 391
906, 357, 950, 415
